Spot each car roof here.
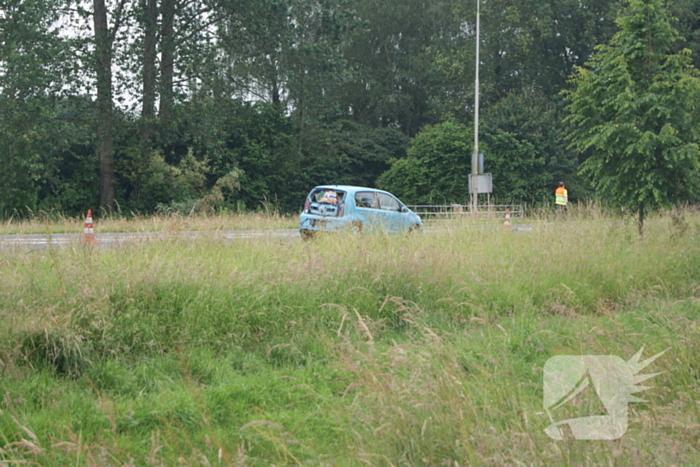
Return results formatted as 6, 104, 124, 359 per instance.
312, 185, 390, 194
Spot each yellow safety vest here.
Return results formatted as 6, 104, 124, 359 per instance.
555, 187, 568, 205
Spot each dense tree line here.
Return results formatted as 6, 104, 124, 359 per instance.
1, 0, 699, 217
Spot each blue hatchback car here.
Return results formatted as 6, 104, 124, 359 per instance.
299, 185, 422, 239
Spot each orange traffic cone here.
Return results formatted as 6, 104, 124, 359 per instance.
503, 208, 511, 230
83, 209, 98, 243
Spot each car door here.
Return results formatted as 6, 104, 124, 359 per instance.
375, 192, 409, 233
353, 191, 383, 231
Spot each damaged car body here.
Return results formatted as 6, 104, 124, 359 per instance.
299, 185, 422, 239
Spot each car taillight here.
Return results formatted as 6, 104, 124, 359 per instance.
338, 204, 344, 217
303, 199, 310, 213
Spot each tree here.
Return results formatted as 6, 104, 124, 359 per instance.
669, 0, 700, 71
481, 92, 585, 203
339, 0, 453, 136
304, 120, 409, 189
136, 0, 214, 140
566, 0, 700, 235
158, 0, 175, 125
377, 121, 470, 205
0, 0, 88, 216
431, 0, 620, 118
92, 0, 130, 211
139, 0, 158, 144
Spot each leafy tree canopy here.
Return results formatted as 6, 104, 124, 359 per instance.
566, 0, 700, 233
377, 121, 470, 205
482, 92, 585, 203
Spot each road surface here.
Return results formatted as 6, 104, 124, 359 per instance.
0, 229, 300, 250
0, 223, 536, 250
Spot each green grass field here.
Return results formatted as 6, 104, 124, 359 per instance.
0, 210, 698, 466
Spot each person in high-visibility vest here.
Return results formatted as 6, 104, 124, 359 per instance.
555, 182, 568, 211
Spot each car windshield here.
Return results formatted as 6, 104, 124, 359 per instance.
377, 193, 400, 211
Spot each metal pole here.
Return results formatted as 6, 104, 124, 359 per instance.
471, 0, 480, 213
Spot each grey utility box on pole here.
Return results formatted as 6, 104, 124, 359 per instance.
468, 173, 492, 194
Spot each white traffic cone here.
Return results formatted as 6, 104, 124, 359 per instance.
83, 209, 98, 243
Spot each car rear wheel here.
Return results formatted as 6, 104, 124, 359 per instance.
300, 229, 315, 241
351, 221, 363, 236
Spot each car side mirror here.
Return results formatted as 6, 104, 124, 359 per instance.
400, 206, 408, 213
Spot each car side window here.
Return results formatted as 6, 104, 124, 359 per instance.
355, 192, 376, 209
377, 193, 400, 211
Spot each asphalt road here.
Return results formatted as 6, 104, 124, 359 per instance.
0, 222, 537, 250
0, 229, 301, 250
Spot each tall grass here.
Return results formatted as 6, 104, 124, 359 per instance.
0, 207, 698, 465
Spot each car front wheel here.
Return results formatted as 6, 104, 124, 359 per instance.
408, 224, 421, 234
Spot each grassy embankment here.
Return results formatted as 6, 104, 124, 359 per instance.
0, 209, 698, 466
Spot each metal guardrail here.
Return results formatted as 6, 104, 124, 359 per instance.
407, 204, 524, 222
